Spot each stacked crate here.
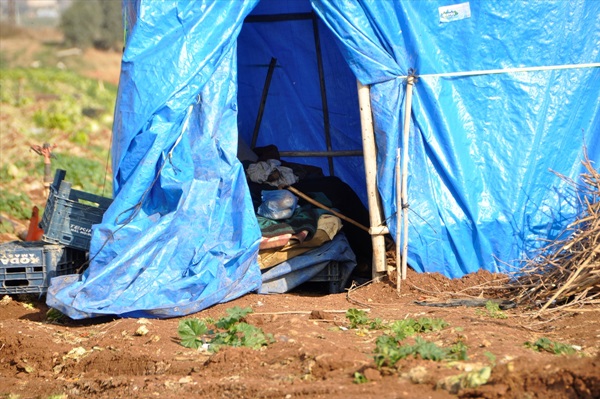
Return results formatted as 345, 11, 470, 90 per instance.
0, 241, 87, 294
0, 170, 112, 295
308, 261, 344, 294
39, 169, 113, 251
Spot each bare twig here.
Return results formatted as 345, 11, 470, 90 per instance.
506, 151, 599, 319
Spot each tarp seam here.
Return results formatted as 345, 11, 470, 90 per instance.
398, 62, 600, 80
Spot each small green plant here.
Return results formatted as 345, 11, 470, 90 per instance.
483, 351, 497, 366
178, 318, 208, 349
178, 306, 274, 352
345, 309, 402, 331
411, 337, 449, 361
374, 338, 457, 367
524, 337, 576, 355
448, 340, 469, 361
369, 317, 385, 330
375, 336, 456, 367
476, 301, 507, 319
346, 308, 370, 329
215, 306, 253, 329
353, 371, 368, 384
389, 317, 449, 340
46, 308, 67, 323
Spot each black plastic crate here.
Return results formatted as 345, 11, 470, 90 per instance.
40, 169, 113, 251
0, 241, 87, 295
309, 261, 343, 293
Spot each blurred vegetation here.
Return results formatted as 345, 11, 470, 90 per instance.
60, 0, 123, 51
0, 22, 27, 38
0, 191, 34, 221
51, 152, 113, 196
0, 68, 117, 222
0, 68, 116, 109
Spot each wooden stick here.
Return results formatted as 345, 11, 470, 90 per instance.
357, 80, 387, 277
285, 185, 369, 233
311, 14, 334, 176
251, 57, 277, 149
396, 147, 401, 293
401, 75, 415, 282
248, 309, 370, 316
278, 150, 362, 157
536, 243, 600, 315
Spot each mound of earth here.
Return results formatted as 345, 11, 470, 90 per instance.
0, 269, 598, 399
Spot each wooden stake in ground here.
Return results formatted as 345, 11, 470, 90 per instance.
399, 74, 416, 289
396, 148, 402, 292
357, 80, 388, 279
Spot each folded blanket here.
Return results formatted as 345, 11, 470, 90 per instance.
257, 205, 321, 240
258, 214, 343, 270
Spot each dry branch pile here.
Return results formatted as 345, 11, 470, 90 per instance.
509, 154, 600, 317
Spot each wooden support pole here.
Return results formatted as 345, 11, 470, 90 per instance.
400, 75, 415, 284
357, 80, 387, 278
251, 57, 277, 149
311, 14, 334, 176
396, 148, 401, 292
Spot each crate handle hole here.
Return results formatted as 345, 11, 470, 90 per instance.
78, 200, 101, 207
4, 279, 30, 287
6, 267, 26, 274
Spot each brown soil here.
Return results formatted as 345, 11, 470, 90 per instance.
0, 270, 598, 399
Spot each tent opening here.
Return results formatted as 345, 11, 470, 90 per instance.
236, 5, 378, 281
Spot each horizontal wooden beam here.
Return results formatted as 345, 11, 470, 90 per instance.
278, 150, 363, 157
244, 13, 314, 23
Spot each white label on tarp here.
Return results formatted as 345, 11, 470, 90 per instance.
439, 2, 471, 23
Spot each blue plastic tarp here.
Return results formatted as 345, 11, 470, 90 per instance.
47, 1, 263, 319
47, 0, 600, 319
312, 0, 600, 276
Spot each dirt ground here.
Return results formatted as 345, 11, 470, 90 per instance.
0, 269, 598, 399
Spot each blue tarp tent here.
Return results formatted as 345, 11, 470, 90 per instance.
47, 0, 600, 319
